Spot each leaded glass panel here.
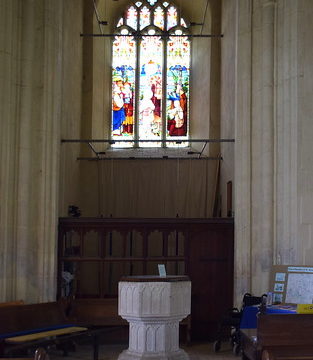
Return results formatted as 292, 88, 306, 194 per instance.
154, 6, 164, 30
181, 18, 187, 28
167, 6, 177, 30
112, 36, 136, 143
166, 36, 190, 139
126, 6, 138, 30
140, 6, 150, 30
139, 36, 163, 144
117, 17, 123, 27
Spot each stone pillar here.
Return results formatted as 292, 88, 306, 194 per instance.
0, 0, 21, 301
275, 0, 299, 264
250, 0, 276, 293
0, 0, 63, 302
234, 0, 277, 301
234, 0, 253, 304
118, 276, 191, 360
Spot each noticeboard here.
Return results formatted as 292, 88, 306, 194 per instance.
270, 265, 313, 304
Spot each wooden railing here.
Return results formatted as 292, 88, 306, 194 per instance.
58, 217, 234, 340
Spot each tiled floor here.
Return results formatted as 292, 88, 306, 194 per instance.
49, 342, 236, 360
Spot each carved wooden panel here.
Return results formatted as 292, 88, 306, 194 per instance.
58, 217, 234, 340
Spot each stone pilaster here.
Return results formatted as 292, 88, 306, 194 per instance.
250, 0, 276, 292
0, 0, 63, 302
275, 0, 299, 264
0, 0, 21, 300
235, 0, 277, 300
234, 0, 253, 304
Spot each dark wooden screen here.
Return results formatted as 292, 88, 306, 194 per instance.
58, 217, 234, 340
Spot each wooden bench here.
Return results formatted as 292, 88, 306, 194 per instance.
0, 300, 24, 308
66, 297, 191, 344
66, 298, 127, 326
0, 301, 105, 359
241, 312, 313, 360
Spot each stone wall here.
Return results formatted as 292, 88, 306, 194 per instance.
59, 0, 83, 216
293, 1, 313, 265
190, 0, 221, 158
220, 0, 236, 217
76, 0, 221, 217
0, 0, 65, 302
3, 0, 312, 306
229, 0, 313, 304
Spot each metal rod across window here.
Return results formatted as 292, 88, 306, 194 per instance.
80, 33, 223, 38
62, 139, 234, 143
61, 139, 233, 160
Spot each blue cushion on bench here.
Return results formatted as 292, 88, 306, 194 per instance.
0, 324, 77, 340
266, 305, 296, 314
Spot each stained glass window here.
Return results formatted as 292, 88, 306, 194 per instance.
167, 6, 177, 30
112, 36, 136, 142
140, 6, 150, 30
126, 6, 138, 30
166, 36, 190, 139
111, 0, 190, 147
139, 36, 163, 144
154, 6, 164, 30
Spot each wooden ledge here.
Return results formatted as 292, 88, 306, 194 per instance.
5, 326, 88, 344
120, 275, 190, 282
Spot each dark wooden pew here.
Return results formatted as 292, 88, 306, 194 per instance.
241, 312, 313, 360
0, 302, 104, 359
66, 298, 128, 326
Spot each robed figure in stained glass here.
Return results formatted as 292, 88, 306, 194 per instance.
112, 78, 126, 134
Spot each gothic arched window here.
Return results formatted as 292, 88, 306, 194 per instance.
112, 0, 190, 147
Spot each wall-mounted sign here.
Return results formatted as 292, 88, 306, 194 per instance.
270, 265, 313, 304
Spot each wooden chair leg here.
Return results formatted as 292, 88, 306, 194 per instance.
34, 348, 49, 360
93, 334, 99, 360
